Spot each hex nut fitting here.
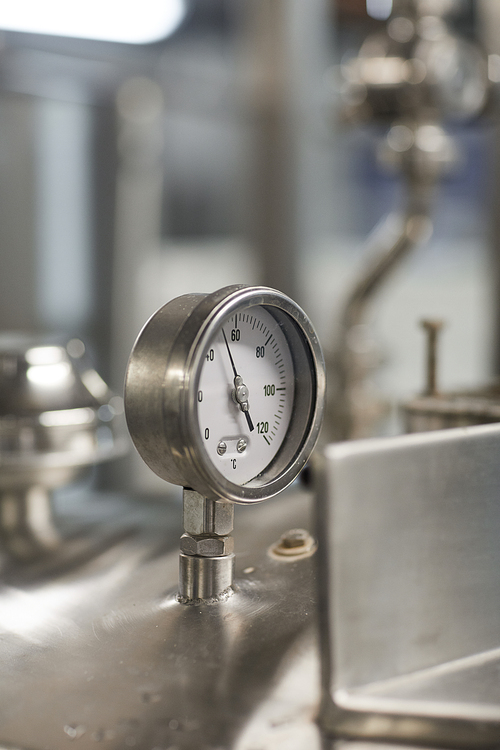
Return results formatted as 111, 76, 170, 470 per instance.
180, 532, 234, 557
183, 490, 234, 536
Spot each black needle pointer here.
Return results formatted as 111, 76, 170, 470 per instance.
222, 329, 255, 432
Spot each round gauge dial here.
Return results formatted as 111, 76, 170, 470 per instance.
124, 285, 325, 504
196, 305, 294, 485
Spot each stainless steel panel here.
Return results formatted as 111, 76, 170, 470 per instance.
0, 485, 321, 749
317, 423, 500, 747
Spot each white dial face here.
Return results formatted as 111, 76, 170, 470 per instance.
196, 305, 295, 485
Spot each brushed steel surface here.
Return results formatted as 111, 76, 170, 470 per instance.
0, 484, 321, 750
317, 423, 500, 747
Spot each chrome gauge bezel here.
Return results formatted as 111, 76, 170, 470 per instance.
125, 285, 325, 504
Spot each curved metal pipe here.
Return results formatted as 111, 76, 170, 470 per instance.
326, 177, 434, 441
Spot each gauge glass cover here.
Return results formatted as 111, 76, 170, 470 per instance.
196, 305, 294, 485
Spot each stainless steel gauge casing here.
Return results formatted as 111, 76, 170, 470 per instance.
124, 285, 325, 504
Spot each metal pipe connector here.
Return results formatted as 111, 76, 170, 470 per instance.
178, 488, 235, 603
178, 552, 235, 603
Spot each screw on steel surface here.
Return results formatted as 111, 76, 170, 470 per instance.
421, 319, 444, 397
269, 528, 317, 559
236, 439, 247, 453
217, 441, 227, 456
280, 529, 310, 548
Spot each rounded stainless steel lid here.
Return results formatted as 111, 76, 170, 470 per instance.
0, 333, 128, 487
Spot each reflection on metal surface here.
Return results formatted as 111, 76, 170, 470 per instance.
234, 631, 320, 749
0, 486, 321, 749
317, 423, 500, 747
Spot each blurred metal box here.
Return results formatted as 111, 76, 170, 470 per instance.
317, 423, 500, 748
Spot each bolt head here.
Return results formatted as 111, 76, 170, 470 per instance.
180, 532, 234, 557
280, 528, 309, 548
269, 528, 317, 558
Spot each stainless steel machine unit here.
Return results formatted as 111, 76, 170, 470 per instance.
316, 422, 500, 748
0, 333, 126, 560
327, 0, 489, 442
125, 284, 326, 601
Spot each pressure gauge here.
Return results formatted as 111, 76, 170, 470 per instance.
125, 285, 325, 505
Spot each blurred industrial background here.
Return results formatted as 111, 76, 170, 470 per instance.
0, 0, 498, 489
